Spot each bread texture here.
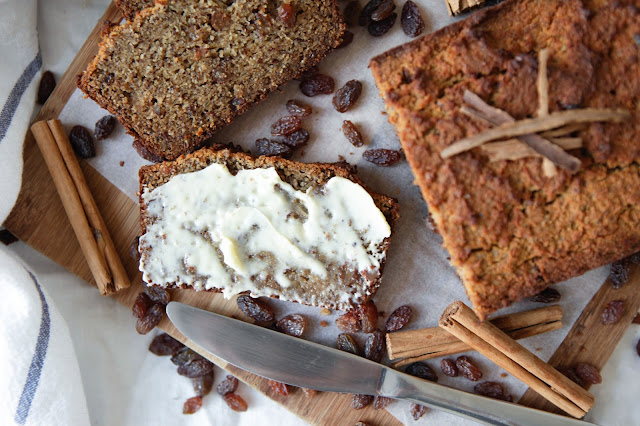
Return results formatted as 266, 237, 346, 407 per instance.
114, 0, 154, 21
79, 0, 344, 160
370, 0, 640, 318
138, 146, 399, 310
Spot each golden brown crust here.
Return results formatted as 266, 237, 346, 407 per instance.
371, 0, 640, 318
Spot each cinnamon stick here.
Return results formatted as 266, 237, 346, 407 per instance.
481, 137, 582, 162
536, 48, 557, 177
439, 301, 594, 418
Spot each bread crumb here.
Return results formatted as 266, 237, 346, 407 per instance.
320, 308, 331, 316
500, 373, 508, 378
119, 161, 125, 166
320, 320, 328, 327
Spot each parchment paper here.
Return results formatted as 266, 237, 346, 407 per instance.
58, 2, 610, 423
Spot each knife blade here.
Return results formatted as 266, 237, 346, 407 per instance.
167, 302, 593, 426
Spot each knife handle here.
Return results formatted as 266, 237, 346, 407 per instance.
380, 369, 592, 426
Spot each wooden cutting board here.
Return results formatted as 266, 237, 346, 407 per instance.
4, 2, 640, 425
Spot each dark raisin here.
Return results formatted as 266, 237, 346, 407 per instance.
255, 138, 293, 158
336, 333, 360, 355
178, 358, 214, 378
401, 1, 424, 38
271, 116, 302, 136
94, 115, 117, 140
373, 395, 392, 410
268, 380, 290, 396
368, 13, 397, 37
363, 149, 402, 166
636, 339, 640, 357
342, 120, 364, 147
528, 287, 562, 303
333, 80, 363, 113
301, 388, 318, 398
358, 301, 378, 333
364, 329, 385, 363
286, 99, 312, 117
69, 125, 96, 158
441, 359, 459, 377
217, 375, 239, 395
276, 314, 307, 337
385, 305, 412, 332
145, 286, 170, 305
371, 0, 396, 21
132, 292, 152, 319
136, 303, 165, 335
300, 74, 335, 97
336, 31, 354, 49
224, 393, 248, 412
343, 1, 360, 27
474, 382, 512, 401
37, 71, 56, 105
560, 366, 586, 387
628, 251, 640, 265
336, 311, 361, 332
405, 362, 438, 382
602, 300, 625, 324
610, 260, 629, 288
360, 0, 383, 26
171, 348, 201, 367
351, 394, 374, 409
410, 403, 427, 420
280, 129, 309, 147
210, 9, 231, 31
278, 3, 296, 27
0, 229, 18, 245
193, 372, 214, 396
183, 396, 203, 414
129, 236, 140, 262
456, 356, 483, 381
149, 333, 184, 356
132, 139, 163, 163
575, 362, 602, 384
236, 295, 275, 323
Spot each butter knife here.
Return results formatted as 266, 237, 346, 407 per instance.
166, 302, 592, 426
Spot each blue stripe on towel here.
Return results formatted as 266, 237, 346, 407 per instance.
14, 271, 51, 425
0, 50, 42, 143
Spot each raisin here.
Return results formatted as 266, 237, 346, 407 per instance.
358, 301, 378, 333
456, 356, 483, 381
528, 287, 562, 303
336, 333, 360, 355
636, 339, 640, 357
237, 295, 275, 323
37, 71, 56, 105
343, 1, 360, 27
360, 0, 383, 26
183, 396, 203, 414
405, 362, 438, 382
286, 99, 312, 117
372, 0, 396, 21
575, 362, 602, 384
373, 395, 392, 410
609, 260, 629, 288
133, 139, 163, 163
217, 375, 239, 395
129, 236, 140, 262
178, 358, 214, 378
69, 125, 96, 158
149, 333, 184, 356
410, 403, 427, 420
336, 311, 361, 332
364, 329, 385, 363
333, 80, 363, 113
278, 3, 296, 27
210, 9, 231, 30
136, 303, 165, 335
602, 300, 625, 324
271, 116, 302, 136
368, 13, 397, 37
300, 74, 335, 97
268, 380, 290, 396
132, 292, 152, 319
342, 120, 364, 147
145, 285, 170, 305
0, 229, 18, 245
385, 305, 412, 332
224, 393, 248, 412
474, 382, 512, 401
441, 359, 459, 377
280, 129, 309, 148
351, 394, 374, 409
560, 366, 586, 387
255, 138, 293, 158
276, 314, 307, 337
94, 115, 117, 140
363, 149, 402, 166
301, 388, 318, 398
336, 31, 354, 49
401, 1, 424, 38
171, 348, 201, 366
193, 372, 214, 396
